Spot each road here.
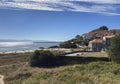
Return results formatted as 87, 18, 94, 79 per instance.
65, 52, 108, 57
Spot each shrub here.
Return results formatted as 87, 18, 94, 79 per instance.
29, 50, 56, 67
59, 41, 77, 48
49, 45, 59, 48
108, 35, 120, 63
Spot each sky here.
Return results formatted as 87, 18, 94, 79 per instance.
0, 0, 120, 41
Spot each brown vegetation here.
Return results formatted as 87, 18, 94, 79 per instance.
0, 52, 32, 66
0, 51, 110, 84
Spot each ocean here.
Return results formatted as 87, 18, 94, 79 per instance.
0, 42, 60, 53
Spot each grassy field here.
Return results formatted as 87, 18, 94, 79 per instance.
3, 62, 120, 84
1, 51, 120, 84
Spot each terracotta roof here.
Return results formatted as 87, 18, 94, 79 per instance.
104, 35, 115, 38
89, 39, 103, 44
104, 32, 112, 36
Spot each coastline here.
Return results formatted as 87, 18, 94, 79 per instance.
0, 48, 72, 54
0, 49, 36, 54
0, 42, 60, 54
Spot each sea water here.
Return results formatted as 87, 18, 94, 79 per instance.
0, 42, 60, 53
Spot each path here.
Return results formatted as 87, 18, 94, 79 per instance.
0, 75, 4, 84
65, 52, 108, 57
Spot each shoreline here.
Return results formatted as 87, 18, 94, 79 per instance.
0, 49, 36, 54
0, 48, 72, 54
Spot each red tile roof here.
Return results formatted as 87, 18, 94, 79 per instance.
89, 39, 103, 44
104, 35, 115, 38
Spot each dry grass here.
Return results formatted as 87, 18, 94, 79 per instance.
3, 62, 120, 84
0, 51, 111, 84
0, 51, 108, 66
0, 52, 33, 66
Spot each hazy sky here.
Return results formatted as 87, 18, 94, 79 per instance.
0, 0, 120, 41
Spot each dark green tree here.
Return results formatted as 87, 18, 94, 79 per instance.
99, 26, 109, 30
29, 50, 40, 66
59, 41, 77, 48
91, 26, 109, 32
108, 35, 120, 63
75, 35, 83, 41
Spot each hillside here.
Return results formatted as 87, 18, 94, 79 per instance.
59, 26, 120, 48
88, 28, 120, 39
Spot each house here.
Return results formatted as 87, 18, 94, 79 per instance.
89, 34, 116, 51
89, 37, 103, 51
87, 29, 120, 51
103, 35, 115, 49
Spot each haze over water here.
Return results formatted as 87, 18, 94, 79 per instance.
0, 41, 60, 52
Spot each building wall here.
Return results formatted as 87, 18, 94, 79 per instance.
89, 43, 103, 51
106, 38, 112, 47
92, 43, 103, 51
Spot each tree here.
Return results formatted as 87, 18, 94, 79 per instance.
49, 45, 59, 48
29, 50, 56, 67
99, 26, 109, 30
75, 35, 83, 41
59, 41, 77, 48
108, 35, 120, 63
91, 26, 109, 32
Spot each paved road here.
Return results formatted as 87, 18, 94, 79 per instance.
65, 52, 108, 57
0, 75, 4, 84
65, 52, 84, 56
